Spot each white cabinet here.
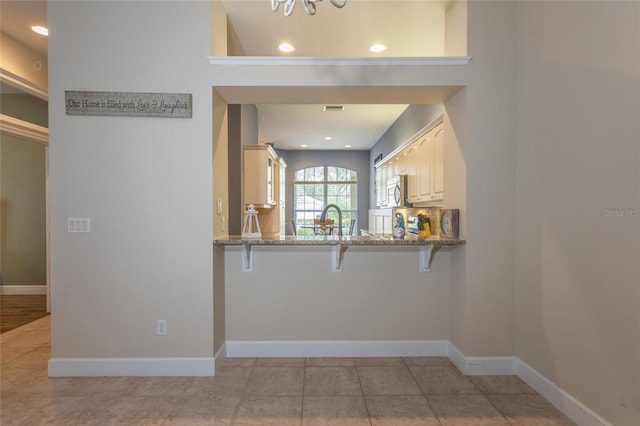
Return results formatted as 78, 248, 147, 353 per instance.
279, 157, 287, 235
406, 143, 419, 202
376, 116, 445, 207
416, 121, 444, 203
244, 145, 278, 207
243, 145, 286, 236
375, 163, 390, 207
396, 150, 409, 176
417, 133, 432, 201
368, 209, 393, 235
432, 123, 445, 201
375, 167, 383, 206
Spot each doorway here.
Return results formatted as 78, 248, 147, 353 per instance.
0, 73, 50, 323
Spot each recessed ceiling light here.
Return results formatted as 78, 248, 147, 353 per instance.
278, 42, 295, 53
324, 136, 332, 140
31, 26, 48, 36
301, 144, 308, 148
370, 43, 386, 53
345, 145, 352, 148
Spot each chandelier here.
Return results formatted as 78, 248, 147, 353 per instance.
272, 0, 347, 17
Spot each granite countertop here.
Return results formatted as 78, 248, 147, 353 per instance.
213, 234, 466, 246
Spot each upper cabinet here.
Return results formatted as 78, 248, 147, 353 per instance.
405, 142, 420, 201
376, 117, 445, 207
243, 144, 287, 236
432, 123, 445, 201
396, 150, 409, 176
413, 121, 444, 203
278, 157, 287, 235
375, 163, 390, 207
244, 144, 278, 207
415, 134, 431, 202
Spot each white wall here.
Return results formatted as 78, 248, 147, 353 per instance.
49, 1, 213, 361
444, 86, 467, 352
225, 246, 450, 343
43, 0, 640, 422
448, 0, 518, 357
515, 2, 640, 424
445, 0, 467, 56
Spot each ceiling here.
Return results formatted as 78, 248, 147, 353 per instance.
257, 104, 409, 150
0, 0, 48, 57
1, 0, 451, 151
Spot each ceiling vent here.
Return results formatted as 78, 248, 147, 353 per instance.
323, 105, 344, 112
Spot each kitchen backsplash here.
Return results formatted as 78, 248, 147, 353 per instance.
392, 206, 442, 236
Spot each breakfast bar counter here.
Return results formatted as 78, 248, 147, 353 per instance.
214, 233, 464, 352
213, 234, 466, 246
214, 234, 465, 272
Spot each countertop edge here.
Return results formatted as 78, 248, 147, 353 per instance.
212, 236, 466, 246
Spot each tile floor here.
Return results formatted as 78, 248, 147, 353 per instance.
1, 316, 575, 425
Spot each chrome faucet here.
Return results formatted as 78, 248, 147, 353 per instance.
320, 204, 343, 236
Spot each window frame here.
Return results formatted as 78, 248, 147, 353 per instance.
293, 166, 358, 235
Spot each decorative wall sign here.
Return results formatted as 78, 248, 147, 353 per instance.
65, 91, 192, 118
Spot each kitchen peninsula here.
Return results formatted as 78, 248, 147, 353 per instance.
213, 234, 465, 359
214, 234, 465, 270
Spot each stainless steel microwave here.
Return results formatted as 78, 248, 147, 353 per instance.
387, 175, 406, 207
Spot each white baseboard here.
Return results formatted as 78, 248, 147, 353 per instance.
516, 359, 611, 426
0, 285, 47, 295
48, 357, 215, 377
448, 344, 609, 424
225, 340, 449, 358
448, 342, 516, 375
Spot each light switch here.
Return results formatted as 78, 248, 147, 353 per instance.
68, 217, 90, 233
217, 199, 223, 215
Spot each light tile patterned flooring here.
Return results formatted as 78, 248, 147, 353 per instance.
1, 316, 575, 425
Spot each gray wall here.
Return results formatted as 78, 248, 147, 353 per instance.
280, 150, 370, 235
228, 104, 258, 235
0, 86, 48, 287
369, 104, 444, 208
0, 135, 46, 285
228, 105, 242, 235
0, 93, 48, 127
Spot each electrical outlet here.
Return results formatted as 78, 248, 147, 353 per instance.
221, 216, 226, 230
157, 320, 167, 336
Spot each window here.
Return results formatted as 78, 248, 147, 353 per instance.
293, 166, 357, 236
